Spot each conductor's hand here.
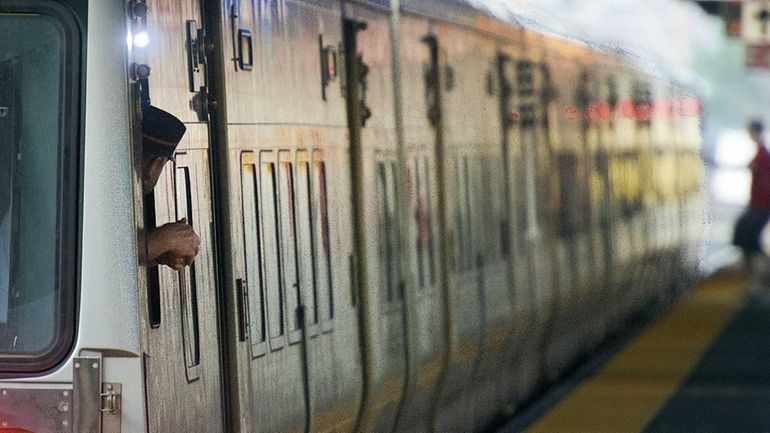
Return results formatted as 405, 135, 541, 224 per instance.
147, 218, 201, 271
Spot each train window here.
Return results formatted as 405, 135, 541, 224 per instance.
376, 160, 401, 302
423, 160, 437, 286
411, 157, 435, 290
478, 156, 504, 261
174, 165, 201, 377
514, 145, 529, 251
454, 157, 473, 271
295, 155, 318, 327
557, 152, 579, 237
596, 149, 612, 224
278, 155, 301, 341
240, 155, 267, 356
260, 156, 285, 348
407, 161, 422, 288
0, 7, 80, 372
311, 153, 333, 323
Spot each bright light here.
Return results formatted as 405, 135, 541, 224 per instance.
711, 168, 750, 206
715, 129, 755, 168
134, 31, 150, 48
127, 31, 132, 48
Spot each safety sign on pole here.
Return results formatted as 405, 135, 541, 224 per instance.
743, 0, 770, 68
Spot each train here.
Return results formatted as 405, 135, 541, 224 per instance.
0, 0, 704, 432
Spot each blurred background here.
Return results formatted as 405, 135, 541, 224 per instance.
469, 0, 770, 272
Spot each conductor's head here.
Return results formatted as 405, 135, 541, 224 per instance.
141, 105, 186, 194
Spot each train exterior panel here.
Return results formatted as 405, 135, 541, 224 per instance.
0, 0, 705, 432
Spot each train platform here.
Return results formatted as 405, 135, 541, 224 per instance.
497, 268, 770, 433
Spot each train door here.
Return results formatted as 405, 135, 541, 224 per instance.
214, 1, 363, 432
455, 33, 517, 427
574, 68, 601, 349
595, 73, 617, 331
599, 76, 617, 290
555, 66, 598, 352
495, 46, 534, 410
493, 47, 543, 401
511, 48, 552, 393
421, 25, 506, 432
379, 14, 452, 433
341, 6, 411, 432
128, 0, 225, 431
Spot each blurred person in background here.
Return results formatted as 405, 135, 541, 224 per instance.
733, 119, 770, 288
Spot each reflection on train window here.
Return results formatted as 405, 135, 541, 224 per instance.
174, 165, 201, 372
0, 12, 78, 367
296, 159, 317, 326
376, 160, 401, 302
260, 158, 285, 347
278, 158, 301, 339
312, 155, 333, 322
240, 158, 267, 354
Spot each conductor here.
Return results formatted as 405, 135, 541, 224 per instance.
141, 105, 200, 271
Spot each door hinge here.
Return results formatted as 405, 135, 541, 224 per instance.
73, 356, 123, 433
100, 384, 121, 414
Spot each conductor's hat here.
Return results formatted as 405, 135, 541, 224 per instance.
141, 105, 186, 161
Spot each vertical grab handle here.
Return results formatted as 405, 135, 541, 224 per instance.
238, 29, 253, 71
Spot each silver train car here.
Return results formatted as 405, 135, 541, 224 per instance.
0, 0, 704, 432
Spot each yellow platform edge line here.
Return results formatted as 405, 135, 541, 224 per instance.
526, 272, 748, 433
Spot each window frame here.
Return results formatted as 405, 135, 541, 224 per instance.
277, 153, 302, 344
173, 159, 201, 381
0, 0, 82, 375
259, 152, 286, 351
311, 151, 334, 330
294, 152, 319, 335
375, 157, 401, 304
240, 152, 268, 358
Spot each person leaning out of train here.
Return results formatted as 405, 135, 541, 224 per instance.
140, 105, 200, 271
